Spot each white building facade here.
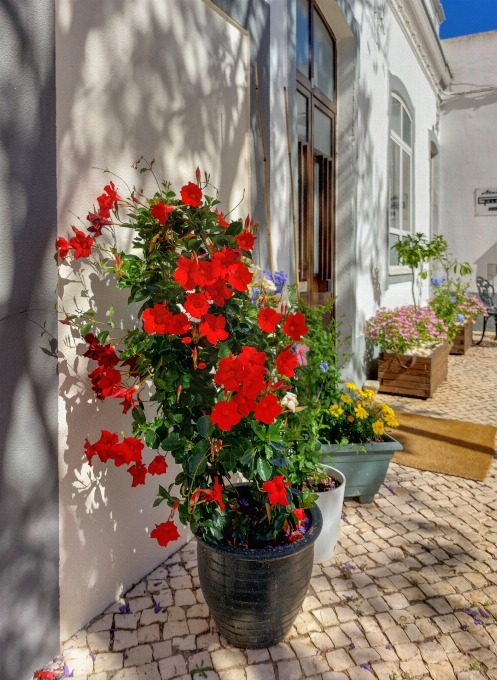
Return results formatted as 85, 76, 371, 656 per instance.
1, 1, 496, 677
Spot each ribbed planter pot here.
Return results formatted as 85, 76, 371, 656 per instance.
313, 465, 346, 564
450, 321, 473, 355
320, 434, 403, 504
378, 343, 449, 398
197, 504, 322, 649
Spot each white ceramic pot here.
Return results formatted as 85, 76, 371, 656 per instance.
313, 465, 346, 564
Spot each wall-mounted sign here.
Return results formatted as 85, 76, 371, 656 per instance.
476, 187, 497, 216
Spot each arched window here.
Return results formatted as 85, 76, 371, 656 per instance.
296, 0, 336, 305
389, 94, 413, 269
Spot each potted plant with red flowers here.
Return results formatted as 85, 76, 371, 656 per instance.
56, 161, 322, 649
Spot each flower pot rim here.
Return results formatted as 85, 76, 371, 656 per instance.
196, 503, 322, 561
319, 432, 403, 454
313, 464, 346, 493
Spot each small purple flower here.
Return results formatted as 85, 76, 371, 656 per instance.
462, 624, 469, 631
154, 582, 161, 586
239, 498, 250, 507
154, 602, 161, 613
492, 556, 497, 561
342, 514, 349, 524
360, 664, 373, 673
63, 663, 73, 678
319, 360, 330, 373
345, 562, 356, 572
386, 644, 393, 650
456, 313, 464, 322
124, 654, 128, 660
465, 609, 483, 625
479, 608, 489, 619
90, 653, 96, 661
250, 287, 261, 303
430, 276, 446, 287
349, 642, 355, 649
386, 486, 394, 494
119, 603, 130, 614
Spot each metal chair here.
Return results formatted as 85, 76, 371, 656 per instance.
476, 276, 497, 344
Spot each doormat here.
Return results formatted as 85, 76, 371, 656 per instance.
390, 412, 496, 481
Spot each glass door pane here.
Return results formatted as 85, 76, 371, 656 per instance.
297, 92, 308, 141
389, 143, 400, 231
402, 149, 411, 230
296, 0, 310, 78
313, 107, 332, 155
314, 160, 320, 274
313, 9, 335, 101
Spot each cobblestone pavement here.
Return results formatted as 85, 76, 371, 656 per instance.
39, 337, 497, 680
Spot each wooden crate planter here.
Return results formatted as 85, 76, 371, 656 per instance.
450, 321, 473, 355
378, 343, 449, 399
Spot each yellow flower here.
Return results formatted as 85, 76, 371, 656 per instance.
345, 382, 358, 391
347, 415, 355, 423
384, 413, 399, 428
363, 389, 376, 402
340, 394, 353, 404
372, 420, 385, 436
380, 403, 394, 414
329, 404, 344, 417
354, 405, 368, 419
356, 389, 367, 399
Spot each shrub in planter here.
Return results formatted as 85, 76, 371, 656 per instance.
56, 163, 321, 647
429, 279, 486, 354
319, 383, 403, 503
365, 306, 449, 398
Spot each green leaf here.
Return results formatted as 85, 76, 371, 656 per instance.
256, 458, 273, 481
132, 407, 146, 425
240, 449, 255, 466
153, 498, 164, 507
188, 452, 207, 477
218, 342, 231, 359
80, 322, 92, 337
197, 415, 214, 439
161, 433, 180, 451
144, 429, 160, 449
97, 331, 109, 344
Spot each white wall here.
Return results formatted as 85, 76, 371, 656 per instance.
56, 0, 250, 641
440, 31, 497, 289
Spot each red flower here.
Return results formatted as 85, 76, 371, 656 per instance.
184, 292, 210, 319
56, 236, 71, 258
262, 475, 290, 507
113, 437, 144, 467
211, 400, 242, 431
128, 461, 148, 487
169, 312, 191, 335
173, 255, 197, 290
214, 356, 243, 392
228, 263, 253, 292
275, 347, 298, 378
197, 361, 206, 369
204, 278, 232, 306
180, 182, 203, 207
254, 394, 282, 425
84, 334, 119, 368
231, 392, 257, 417
69, 226, 93, 259
236, 231, 256, 251
211, 248, 240, 278
282, 312, 309, 341
111, 385, 138, 414
149, 455, 168, 475
258, 307, 282, 333
85, 430, 120, 465
214, 208, 229, 228
87, 211, 112, 237
239, 346, 267, 371
194, 260, 220, 287
294, 508, 306, 521
241, 369, 266, 400
151, 201, 175, 226
97, 181, 120, 218
141, 303, 173, 334
34, 672, 56, 680
199, 313, 229, 345
151, 520, 180, 547
88, 365, 121, 399
203, 476, 225, 511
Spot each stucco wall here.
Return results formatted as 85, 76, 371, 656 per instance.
0, 1, 59, 678
440, 31, 497, 289
56, 0, 251, 641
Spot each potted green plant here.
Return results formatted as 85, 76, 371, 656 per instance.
319, 383, 403, 503
429, 279, 487, 355
365, 305, 449, 398
56, 163, 322, 649
392, 232, 447, 308
285, 302, 349, 563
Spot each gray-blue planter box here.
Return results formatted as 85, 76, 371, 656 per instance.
319, 434, 403, 504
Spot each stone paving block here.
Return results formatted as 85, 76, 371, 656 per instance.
139, 625, 161, 644
419, 641, 448, 664
429, 661, 457, 680
245, 663, 276, 680
162, 621, 189, 640
152, 641, 173, 660
114, 630, 139, 651
268, 643, 295, 661
113, 669, 139, 680
325, 649, 354, 671
94, 653, 123, 672
116, 613, 141, 630
124, 645, 153, 666
211, 649, 247, 671
218, 670, 246, 680
310, 632, 334, 652
313, 607, 339, 627
158, 654, 188, 679
136, 662, 161, 680
277, 659, 302, 680
301, 655, 330, 676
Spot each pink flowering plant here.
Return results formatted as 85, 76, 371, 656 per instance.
365, 305, 449, 355
57, 162, 318, 550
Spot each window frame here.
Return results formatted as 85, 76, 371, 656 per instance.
388, 93, 414, 274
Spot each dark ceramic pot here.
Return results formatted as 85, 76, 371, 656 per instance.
197, 503, 322, 649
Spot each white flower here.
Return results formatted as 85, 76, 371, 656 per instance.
281, 392, 299, 413
249, 264, 277, 292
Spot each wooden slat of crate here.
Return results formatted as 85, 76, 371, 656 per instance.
378, 343, 449, 399
450, 322, 473, 355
